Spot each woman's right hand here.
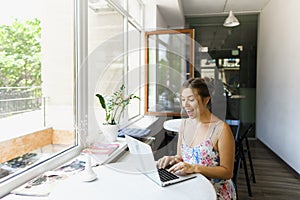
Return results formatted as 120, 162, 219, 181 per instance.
156, 155, 181, 169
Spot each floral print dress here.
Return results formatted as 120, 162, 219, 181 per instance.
180, 120, 236, 200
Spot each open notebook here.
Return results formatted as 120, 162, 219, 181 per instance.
125, 135, 196, 187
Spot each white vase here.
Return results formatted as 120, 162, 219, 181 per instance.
101, 124, 118, 142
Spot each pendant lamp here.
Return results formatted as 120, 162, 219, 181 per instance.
223, 10, 240, 27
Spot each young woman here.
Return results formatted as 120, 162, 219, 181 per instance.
157, 77, 236, 200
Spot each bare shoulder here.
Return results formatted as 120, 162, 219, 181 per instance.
211, 116, 231, 134
222, 121, 232, 132
220, 121, 235, 141
211, 120, 234, 151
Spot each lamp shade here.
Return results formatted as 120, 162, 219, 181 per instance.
223, 11, 240, 27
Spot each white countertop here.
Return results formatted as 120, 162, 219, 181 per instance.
49, 162, 216, 200
3, 147, 217, 200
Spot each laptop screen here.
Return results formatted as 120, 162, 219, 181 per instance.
125, 135, 157, 174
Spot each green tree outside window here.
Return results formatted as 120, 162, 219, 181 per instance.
0, 18, 41, 87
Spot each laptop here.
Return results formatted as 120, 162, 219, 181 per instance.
125, 135, 196, 187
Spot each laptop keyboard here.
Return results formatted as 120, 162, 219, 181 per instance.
157, 168, 179, 182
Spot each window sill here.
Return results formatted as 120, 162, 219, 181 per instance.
0, 128, 75, 164
0, 115, 164, 198
0, 145, 81, 198
0, 127, 77, 198
125, 115, 159, 129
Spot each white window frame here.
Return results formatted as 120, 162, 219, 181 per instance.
0, 0, 86, 197
105, 0, 145, 127
0, 0, 145, 197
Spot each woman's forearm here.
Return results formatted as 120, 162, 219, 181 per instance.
192, 164, 233, 180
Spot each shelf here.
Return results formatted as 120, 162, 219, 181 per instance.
218, 67, 240, 70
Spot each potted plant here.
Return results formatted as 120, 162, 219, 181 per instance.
95, 84, 139, 142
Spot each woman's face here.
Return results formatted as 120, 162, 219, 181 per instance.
181, 88, 209, 119
181, 88, 200, 119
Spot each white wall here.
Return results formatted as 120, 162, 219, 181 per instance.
257, 0, 300, 173
156, 8, 168, 29
143, 0, 159, 30
143, 0, 168, 30
143, 0, 186, 30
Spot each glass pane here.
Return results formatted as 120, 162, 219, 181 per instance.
88, 0, 124, 127
111, 0, 126, 11
128, 23, 141, 120
0, 0, 75, 181
128, 0, 142, 25
147, 32, 192, 114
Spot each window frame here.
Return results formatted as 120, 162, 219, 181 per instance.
144, 29, 195, 117
0, 0, 145, 197
105, 0, 145, 127
0, 0, 85, 197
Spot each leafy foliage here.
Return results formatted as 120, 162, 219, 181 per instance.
0, 18, 41, 87
95, 85, 140, 125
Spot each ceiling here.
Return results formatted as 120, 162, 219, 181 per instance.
154, 0, 268, 52
155, 0, 271, 27
182, 0, 271, 16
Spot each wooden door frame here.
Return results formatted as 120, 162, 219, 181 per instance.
144, 29, 195, 117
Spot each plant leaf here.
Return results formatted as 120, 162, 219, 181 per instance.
106, 113, 111, 122
95, 94, 106, 110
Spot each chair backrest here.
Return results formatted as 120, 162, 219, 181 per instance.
225, 119, 241, 141
226, 119, 242, 186
240, 123, 254, 140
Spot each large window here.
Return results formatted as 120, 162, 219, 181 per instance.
89, 0, 143, 133
0, 0, 77, 195
0, 0, 144, 197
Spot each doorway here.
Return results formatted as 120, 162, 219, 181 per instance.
186, 14, 258, 133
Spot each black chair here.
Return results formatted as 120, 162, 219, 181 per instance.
226, 119, 253, 197
239, 123, 256, 184
225, 119, 241, 141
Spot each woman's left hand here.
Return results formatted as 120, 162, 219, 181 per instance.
168, 162, 195, 175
